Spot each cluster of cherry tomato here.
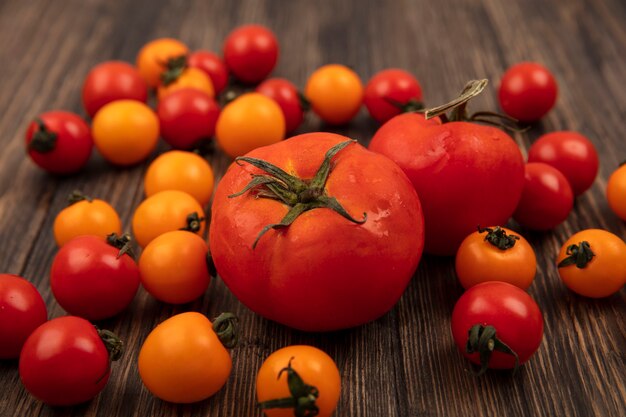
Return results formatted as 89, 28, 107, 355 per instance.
2, 21, 625, 417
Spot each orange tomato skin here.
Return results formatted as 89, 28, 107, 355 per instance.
144, 151, 215, 206
256, 345, 341, 417
138, 312, 231, 403
136, 38, 189, 88
606, 165, 626, 221
305, 64, 363, 125
557, 229, 626, 298
157, 68, 214, 101
215, 92, 285, 158
455, 227, 536, 290
132, 190, 205, 248
53, 199, 122, 246
92, 100, 159, 166
139, 231, 210, 304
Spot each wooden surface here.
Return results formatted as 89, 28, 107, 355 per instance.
1, 0, 625, 416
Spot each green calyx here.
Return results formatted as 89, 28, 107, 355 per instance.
28, 118, 58, 153
180, 212, 205, 233
229, 140, 367, 249
106, 233, 135, 260
212, 312, 239, 349
298, 92, 311, 112
384, 97, 424, 114
160, 54, 188, 86
478, 226, 519, 250
96, 327, 124, 362
558, 241, 595, 269
258, 357, 320, 417
466, 324, 519, 377
67, 190, 93, 205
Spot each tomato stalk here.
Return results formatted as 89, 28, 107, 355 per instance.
67, 190, 94, 205
466, 324, 519, 376
160, 55, 188, 86
212, 312, 239, 349
28, 118, 58, 153
384, 96, 424, 113
106, 233, 135, 259
229, 140, 367, 248
180, 212, 205, 233
478, 226, 519, 250
96, 327, 124, 362
557, 241, 595, 268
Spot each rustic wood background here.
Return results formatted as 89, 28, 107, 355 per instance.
0, 0, 625, 416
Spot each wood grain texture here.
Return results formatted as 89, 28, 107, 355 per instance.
1, 0, 625, 416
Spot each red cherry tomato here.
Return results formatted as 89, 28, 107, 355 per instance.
0, 274, 47, 359
188, 50, 229, 95
513, 162, 574, 230
527, 131, 598, 196
451, 281, 544, 374
256, 78, 305, 133
82, 61, 148, 118
364, 68, 423, 124
25, 111, 93, 175
50, 235, 140, 320
19, 316, 123, 406
157, 88, 220, 149
223, 24, 279, 84
498, 62, 558, 122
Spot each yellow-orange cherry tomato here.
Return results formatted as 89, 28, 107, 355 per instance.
606, 164, 626, 221
215, 92, 285, 158
53, 191, 122, 246
455, 226, 537, 290
136, 38, 189, 88
557, 229, 626, 297
257, 345, 341, 417
139, 231, 210, 304
157, 68, 214, 101
138, 312, 237, 403
305, 64, 363, 125
132, 190, 205, 248
144, 151, 215, 206
92, 100, 159, 166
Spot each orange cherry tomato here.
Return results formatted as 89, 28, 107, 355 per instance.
132, 190, 205, 248
557, 229, 626, 297
606, 164, 626, 221
305, 64, 363, 125
53, 191, 122, 246
138, 312, 237, 403
92, 100, 159, 166
215, 92, 285, 158
144, 151, 215, 206
157, 68, 214, 101
136, 38, 189, 88
455, 226, 537, 290
257, 345, 341, 417
139, 231, 210, 304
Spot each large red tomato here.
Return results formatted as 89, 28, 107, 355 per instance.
210, 133, 424, 331
369, 80, 525, 255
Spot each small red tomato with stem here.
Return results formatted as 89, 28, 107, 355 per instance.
50, 234, 140, 320
19, 316, 123, 406
256, 78, 306, 134
513, 162, 574, 230
498, 62, 558, 122
364, 68, 423, 124
25, 111, 93, 175
0, 274, 47, 359
223, 24, 279, 84
188, 50, 229, 95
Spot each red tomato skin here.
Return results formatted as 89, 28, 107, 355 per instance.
82, 61, 148, 118
498, 62, 558, 122
527, 131, 598, 196
369, 112, 525, 256
19, 316, 111, 406
364, 69, 423, 123
157, 88, 220, 149
210, 133, 424, 331
0, 274, 48, 359
188, 51, 229, 94
256, 78, 304, 133
513, 162, 574, 230
223, 24, 279, 84
50, 236, 140, 320
451, 281, 544, 369
25, 111, 93, 175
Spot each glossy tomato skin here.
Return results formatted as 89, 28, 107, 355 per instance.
498, 62, 558, 122
305, 64, 363, 125
256, 78, 304, 134
364, 68, 423, 124
527, 131, 598, 196
50, 235, 140, 320
82, 61, 148, 117
53, 197, 122, 246
25, 111, 93, 175
513, 162, 573, 230
210, 133, 424, 331
369, 112, 525, 256
607, 164, 626, 220
223, 24, 278, 84
451, 282, 544, 369
157, 88, 220, 150
0, 274, 47, 359
19, 316, 112, 406
136, 38, 189, 88
188, 50, 229, 94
